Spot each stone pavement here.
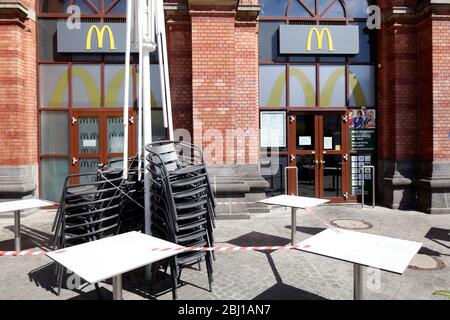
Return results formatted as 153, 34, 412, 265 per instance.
0, 205, 449, 300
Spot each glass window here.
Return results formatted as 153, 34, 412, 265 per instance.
320, 65, 346, 107
79, 158, 100, 184
301, 0, 316, 15
349, 65, 375, 107
79, 117, 100, 154
296, 114, 315, 150
40, 112, 69, 154
289, 65, 316, 107
108, 117, 124, 153
260, 0, 289, 16
136, 64, 162, 109
261, 155, 288, 197
287, 0, 311, 17
72, 0, 98, 14
348, 22, 375, 63
38, 19, 70, 62
345, 0, 371, 18
39, 64, 69, 108
152, 110, 167, 142
322, 1, 345, 17
259, 65, 286, 107
39, 0, 69, 13
259, 22, 286, 62
107, 0, 127, 14
40, 158, 69, 202
104, 65, 134, 108
72, 64, 101, 108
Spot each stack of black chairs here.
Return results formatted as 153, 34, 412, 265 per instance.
145, 141, 216, 298
52, 168, 125, 296
106, 158, 145, 234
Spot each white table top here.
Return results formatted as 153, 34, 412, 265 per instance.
47, 232, 184, 284
0, 199, 54, 214
298, 229, 422, 274
258, 195, 330, 209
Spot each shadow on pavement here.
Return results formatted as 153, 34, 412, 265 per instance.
1, 225, 53, 251
425, 227, 450, 251
252, 282, 326, 300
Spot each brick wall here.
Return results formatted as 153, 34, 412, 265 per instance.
167, 19, 193, 136
431, 17, 450, 161
190, 7, 260, 165
0, 0, 37, 167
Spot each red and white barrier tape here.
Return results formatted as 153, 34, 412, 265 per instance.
217, 201, 256, 205
0, 243, 312, 258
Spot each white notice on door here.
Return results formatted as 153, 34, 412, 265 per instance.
324, 137, 333, 150
83, 140, 97, 148
299, 136, 312, 146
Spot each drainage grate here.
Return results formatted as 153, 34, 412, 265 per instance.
330, 219, 373, 230
408, 254, 445, 271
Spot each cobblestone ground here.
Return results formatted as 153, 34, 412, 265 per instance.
0, 205, 449, 300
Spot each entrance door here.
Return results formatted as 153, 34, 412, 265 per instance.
71, 110, 136, 179
288, 112, 349, 202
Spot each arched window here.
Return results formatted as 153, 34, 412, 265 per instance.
39, 0, 127, 15
260, 0, 372, 19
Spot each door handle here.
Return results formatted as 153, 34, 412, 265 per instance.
72, 117, 77, 125
129, 116, 135, 125
290, 154, 296, 162
343, 154, 349, 161
72, 157, 78, 166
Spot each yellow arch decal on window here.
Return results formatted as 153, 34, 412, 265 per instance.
348, 72, 368, 107
268, 69, 315, 107
289, 68, 316, 106
320, 69, 368, 107
49, 67, 100, 107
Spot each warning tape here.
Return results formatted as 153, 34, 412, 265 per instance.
0, 243, 312, 258
217, 201, 256, 205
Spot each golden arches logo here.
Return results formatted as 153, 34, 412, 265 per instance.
306, 28, 335, 52
48, 67, 158, 108
86, 25, 116, 51
266, 68, 368, 107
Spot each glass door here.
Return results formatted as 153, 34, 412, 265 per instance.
288, 112, 350, 202
71, 111, 136, 178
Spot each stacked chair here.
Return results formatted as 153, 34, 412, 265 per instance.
52, 169, 125, 296
107, 158, 146, 234
145, 141, 216, 299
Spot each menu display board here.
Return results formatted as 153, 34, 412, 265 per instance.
261, 111, 286, 148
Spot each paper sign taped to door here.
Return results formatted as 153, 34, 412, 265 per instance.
83, 140, 97, 148
299, 136, 312, 146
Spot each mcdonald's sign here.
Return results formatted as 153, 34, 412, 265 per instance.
57, 22, 138, 53
279, 25, 359, 55
86, 25, 116, 51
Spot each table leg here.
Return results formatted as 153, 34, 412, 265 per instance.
14, 211, 21, 251
113, 274, 123, 300
291, 208, 297, 245
353, 264, 363, 300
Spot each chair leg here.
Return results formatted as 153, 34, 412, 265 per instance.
56, 264, 65, 296
95, 283, 104, 300
170, 258, 178, 300
205, 253, 214, 292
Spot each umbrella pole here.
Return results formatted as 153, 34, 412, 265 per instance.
122, 0, 133, 179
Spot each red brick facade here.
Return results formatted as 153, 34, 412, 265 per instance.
1, 0, 450, 212
0, 0, 37, 167
377, 0, 450, 213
